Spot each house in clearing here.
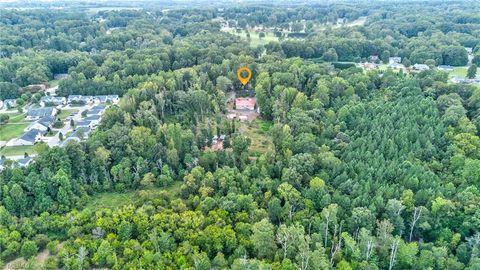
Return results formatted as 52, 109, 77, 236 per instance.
235, 98, 256, 111
412, 64, 430, 71
26, 107, 57, 121
389, 57, 402, 64
369, 55, 379, 62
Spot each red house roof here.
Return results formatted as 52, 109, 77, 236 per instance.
235, 98, 256, 109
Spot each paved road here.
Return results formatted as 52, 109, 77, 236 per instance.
46, 104, 93, 147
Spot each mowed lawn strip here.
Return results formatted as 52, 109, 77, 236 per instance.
0, 113, 29, 141
57, 109, 78, 120
0, 145, 35, 156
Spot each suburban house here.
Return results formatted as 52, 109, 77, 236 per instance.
40, 96, 66, 107
61, 136, 81, 147
84, 115, 101, 127
412, 64, 430, 71
68, 95, 93, 104
15, 129, 44, 146
94, 95, 119, 104
25, 115, 55, 132
4, 99, 17, 108
75, 120, 93, 129
389, 57, 402, 64
62, 127, 91, 147
16, 156, 33, 167
437, 65, 454, 71
26, 107, 57, 121
235, 98, 256, 110
87, 108, 104, 116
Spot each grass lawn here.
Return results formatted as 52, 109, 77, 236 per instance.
0, 145, 35, 156
49, 79, 60, 87
449, 66, 468, 78
222, 28, 279, 47
0, 113, 29, 141
3, 113, 26, 123
0, 123, 29, 141
57, 109, 78, 120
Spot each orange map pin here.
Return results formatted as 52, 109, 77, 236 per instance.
237, 67, 252, 86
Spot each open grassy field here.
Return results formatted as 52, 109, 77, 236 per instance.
314, 16, 367, 31
449, 66, 468, 78
222, 28, 279, 47
0, 145, 35, 156
239, 119, 273, 156
84, 182, 182, 212
0, 113, 29, 141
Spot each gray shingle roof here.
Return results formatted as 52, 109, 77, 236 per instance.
17, 156, 32, 166
27, 107, 54, 118
85, 115, 101, 121
20, 129, 43, 142
76, 120, 91, 127
87, 109, 103, 115
38, 115, 55, 127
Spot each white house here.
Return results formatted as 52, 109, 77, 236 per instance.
75, 120, 93, 129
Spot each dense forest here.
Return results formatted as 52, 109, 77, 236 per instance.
1, 0, 480, 269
